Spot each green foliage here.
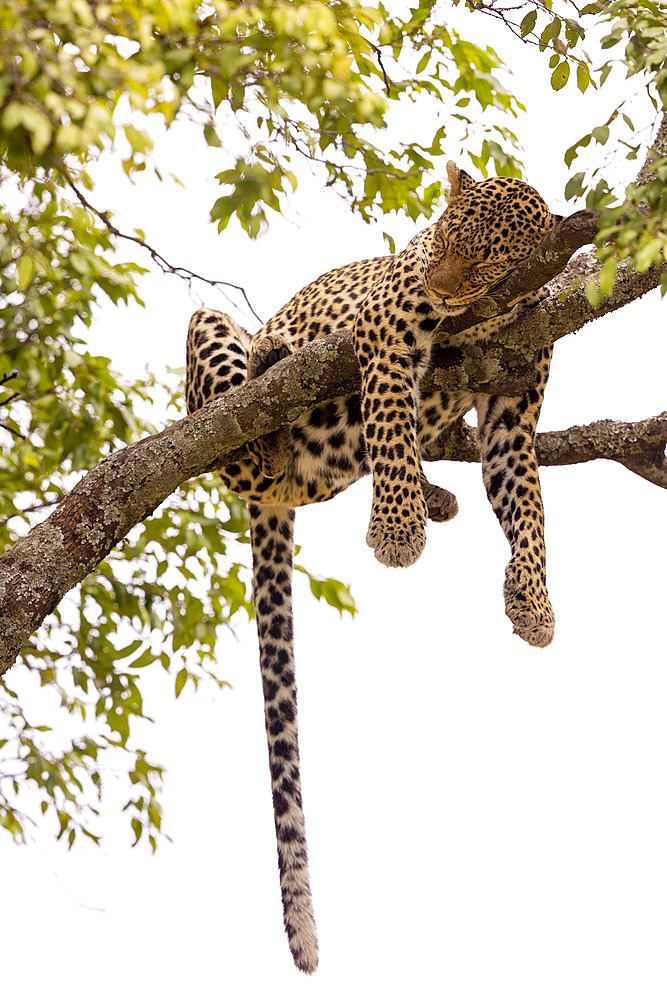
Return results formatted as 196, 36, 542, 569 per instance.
294, 562, 357, 617
0, 0, 526, 239
502, 0, 667, 291
1, 0, 665, 851
0, 470, 257, 848
594, 152, 667, 288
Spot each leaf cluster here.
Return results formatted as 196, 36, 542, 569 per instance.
484, 0, 667, 298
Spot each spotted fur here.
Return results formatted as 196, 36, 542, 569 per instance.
186, 161, 560, 972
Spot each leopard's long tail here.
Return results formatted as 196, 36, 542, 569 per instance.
248, 500, 318, 974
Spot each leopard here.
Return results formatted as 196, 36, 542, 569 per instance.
185, 160, 563, 974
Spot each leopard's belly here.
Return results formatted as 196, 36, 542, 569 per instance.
217, 387, 475, 508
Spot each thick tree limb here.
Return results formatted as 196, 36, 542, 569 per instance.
2, 112, 667, 678
425, 414, 667, 489
0, 231, 663, 673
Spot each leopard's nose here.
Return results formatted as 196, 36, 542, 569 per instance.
431, 273, 460, 297
429, 268, 461, 297
427, 255, 466, 298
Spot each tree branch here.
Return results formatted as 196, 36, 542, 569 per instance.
62, 174, 264, 324
424, 414, 667, 489
2, 107, 667, 677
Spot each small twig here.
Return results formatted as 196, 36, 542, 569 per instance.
61, 174, 264, 325
276, 120, 420, 180
369, 42, 392, 96
0, 422, 26, 441
0, 498, 61, 529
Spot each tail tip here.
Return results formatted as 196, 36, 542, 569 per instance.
292, 944, 319, 975
286, 915, 319, 974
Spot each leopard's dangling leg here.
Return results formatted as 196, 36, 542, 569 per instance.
186, 308, 253, 413
354, 277, 429, 569
474, 346, 555, 648
249, 502, 318, 974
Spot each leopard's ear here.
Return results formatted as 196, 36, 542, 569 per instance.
446, 160, 476, 203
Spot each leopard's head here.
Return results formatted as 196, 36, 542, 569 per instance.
424, 160, 562, 315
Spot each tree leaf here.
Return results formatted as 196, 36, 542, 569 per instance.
551, 61, 570, 91
564, 171, 586, 201
16, 256, 34, 290
520, 11, 537, 36
598, 258, 617, 296
204, 124, 222, 147
576, 63, 590, 93
585, 278, 601, 308
175, 668, 188, 698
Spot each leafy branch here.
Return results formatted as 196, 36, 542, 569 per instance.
62, 174, 264, 324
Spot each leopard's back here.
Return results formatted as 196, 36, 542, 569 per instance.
262, 252, 395, 348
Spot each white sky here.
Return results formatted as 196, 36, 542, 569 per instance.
2, 9, 666, 999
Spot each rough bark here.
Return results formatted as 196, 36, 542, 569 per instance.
637, 115, 667, 186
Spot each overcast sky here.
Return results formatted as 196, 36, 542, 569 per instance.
2, 9, 666, 1000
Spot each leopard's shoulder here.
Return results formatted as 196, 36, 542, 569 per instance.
262, 253, 395, 347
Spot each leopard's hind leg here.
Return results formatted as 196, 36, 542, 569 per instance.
474, 346, 555, 648
186, 308, 253, 413
187, 309, 293, 482
246, 332, 295, 479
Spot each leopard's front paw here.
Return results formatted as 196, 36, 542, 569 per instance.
366, 512, 426, 568
504, 557, 554, 648
368, 525, 426, 568
247, 332, 294, 381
